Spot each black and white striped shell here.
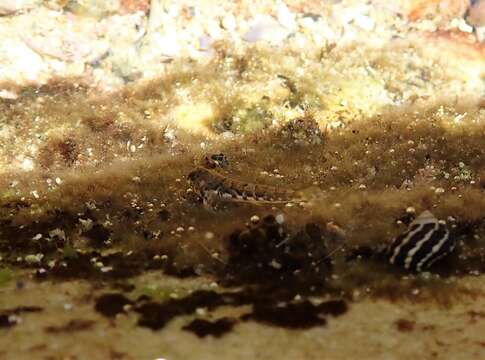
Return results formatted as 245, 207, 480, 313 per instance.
388, 210, 455, 272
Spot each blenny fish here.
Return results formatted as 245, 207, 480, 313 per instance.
187, 166, 302, 206
387, 210, 455, 272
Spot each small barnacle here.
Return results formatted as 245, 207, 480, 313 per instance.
387, 211, 456, 272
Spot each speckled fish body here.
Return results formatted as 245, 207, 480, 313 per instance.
188, 167, 298, 204
388, 210, 455, 272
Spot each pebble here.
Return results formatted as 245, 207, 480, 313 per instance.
221, 14, 237, 31
198, 35, 214, 51
270, 259, 282, 269
36, 268, 47, 277
204, 232, 215, 240
250, 215, 260, 224
153, 32, 181, 58
243, 17, 289, 44
0, 0, 36, 15
277, 3, 297, 31
25, 253, 43, 264
457, 19, 473, 33
275, 214, 285, 224
0, 89, 18, 99
354, 14, 375, 31
196, 307, 207, 316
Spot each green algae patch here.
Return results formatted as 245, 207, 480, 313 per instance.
0, 268, 13, 287
134, 284, 190, 302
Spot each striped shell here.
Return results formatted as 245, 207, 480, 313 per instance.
388, 210, 455, 272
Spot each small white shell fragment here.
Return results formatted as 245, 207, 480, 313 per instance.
49, 228, 66, 240
354, 14, 375, 31
221, 14, 236, 31
196, 307, 207, 316
79, 218, 94, 231
406, 207, 416, 214
273, 214, 284, 224
21, 158, 34, 171
270, 259, 282, 269
250, 215, 260, 223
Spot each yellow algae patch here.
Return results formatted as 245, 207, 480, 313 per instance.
237, 79, 291, 106
174, 102, 217, 137
315, 77, 391, 129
